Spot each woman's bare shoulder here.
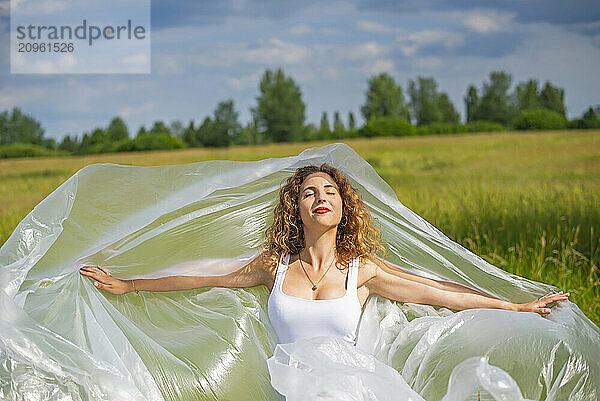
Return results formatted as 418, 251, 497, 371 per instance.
253, 250, 279, 287
357, 254, 379, 279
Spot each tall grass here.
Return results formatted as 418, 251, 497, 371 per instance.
1, 130, 598, 324
365, 130, 600, 324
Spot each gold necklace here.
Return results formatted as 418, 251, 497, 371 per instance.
298, 250, 337, 291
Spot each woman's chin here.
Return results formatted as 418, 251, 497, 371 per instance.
306, 219, 337, 229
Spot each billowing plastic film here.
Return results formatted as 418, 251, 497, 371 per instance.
0, 143, 598, 400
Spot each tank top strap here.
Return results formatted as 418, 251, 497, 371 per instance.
284, 252, 291, 266
273, 252, 290, 292
275, 252, 357, 295
347, 256, 359, 294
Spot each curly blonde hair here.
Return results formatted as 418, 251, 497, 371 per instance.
259, 163, 386, 270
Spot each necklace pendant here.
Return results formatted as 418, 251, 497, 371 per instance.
312, 285, 317, 291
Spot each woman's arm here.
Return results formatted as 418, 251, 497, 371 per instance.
79, 253, 269, 295
364, 258, 569, 314
372, 255, 493, 298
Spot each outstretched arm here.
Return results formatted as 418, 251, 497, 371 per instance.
364, 257, 569, 314
372, 256, 494, 298
79, 252, 269, 295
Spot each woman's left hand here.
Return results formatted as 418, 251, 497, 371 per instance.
518, 291, 570, 315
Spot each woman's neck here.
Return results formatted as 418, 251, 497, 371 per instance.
300, 228, 338, 272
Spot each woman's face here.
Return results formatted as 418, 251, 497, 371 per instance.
298, 172, 343, 231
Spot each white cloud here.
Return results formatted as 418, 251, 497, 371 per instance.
367, 59, 394, 74
324, 67, 340, 79
458, 10, 515, 33
348, 41, 386, 60
224, 72, 262, 90
397, 30, 464, 56
412, 56, 444, 70
29, 53, 77, 73
313, 41, 393, 77
320, 28, 340, 35
154, 55, 185, 75
122, 53, 149, 66
229, 0, 251, 13
0, 1, 9, 16
11, 50, 26, 70
59, 54, 76, 68
7, 4, 598, 141
11, 0, 67, 16
119, 101, 154, 118
0, 86, 48, 109
189, 39, 311, 68
31, 61, 53, 74
8, 47, 72, 75
566, 21, 600, 48
357, 20, 393, 34
287, 68, 315, 83
113, 82, 131, 92
240, 38, 310, 64
289, 24, 311, 35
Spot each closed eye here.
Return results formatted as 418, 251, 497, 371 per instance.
304, 192, 336, 197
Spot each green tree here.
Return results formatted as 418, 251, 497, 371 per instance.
169, 120, 185, 139
361, 72, 409, 121
359, 116, 414, 137
204, 99, 242, 147
437, 93, 460, 123
148, 121, 171, 136
333, 111, 345, 138
348, 112, 356, 132
0, 111, 9, 144
475, 71, 515, 126
539, 81, 566, 116
514, 109, 567, 130
58, 135, 79, 152
41, 138, 57, 150
238, 119, 263, 145
196, 117, 213, 147
251, 68, 306, 142
77, 127, 111, 154
116, 133, 183, 152
106, 117, 129, 141
319, 111, 331, 139
464, 85, 479, 123
408, 77, 458, 125
515, 79, 541, 112
582, 107, 600, 127
182, 120, 200, 147
113, 121, 184, 152
0, 107, 45, 146
571, 106, 600, 129
408, 77, 441, 125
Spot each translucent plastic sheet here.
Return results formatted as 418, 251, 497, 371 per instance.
0, 143, 598, 400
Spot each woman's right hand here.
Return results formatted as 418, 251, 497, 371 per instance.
79, 266, 133, 295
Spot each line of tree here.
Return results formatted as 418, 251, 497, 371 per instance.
1, 69, 599, 158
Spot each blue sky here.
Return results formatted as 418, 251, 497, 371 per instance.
0, 0, 599, 142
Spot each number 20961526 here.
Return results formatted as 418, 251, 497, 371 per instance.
18, 42, 74, 52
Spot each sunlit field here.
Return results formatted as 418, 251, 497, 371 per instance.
1, 129, 598, 325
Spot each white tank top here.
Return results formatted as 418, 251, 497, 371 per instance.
267, 252, 362, 345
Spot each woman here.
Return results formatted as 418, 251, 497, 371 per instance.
79, 164, 568, 318
79, 163, 570, 398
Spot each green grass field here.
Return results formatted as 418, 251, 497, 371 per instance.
1, 129, 598, 325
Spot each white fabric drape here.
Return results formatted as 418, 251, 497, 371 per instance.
1, 143, 598, 400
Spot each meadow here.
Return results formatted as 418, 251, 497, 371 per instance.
1, 129, 598, 325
